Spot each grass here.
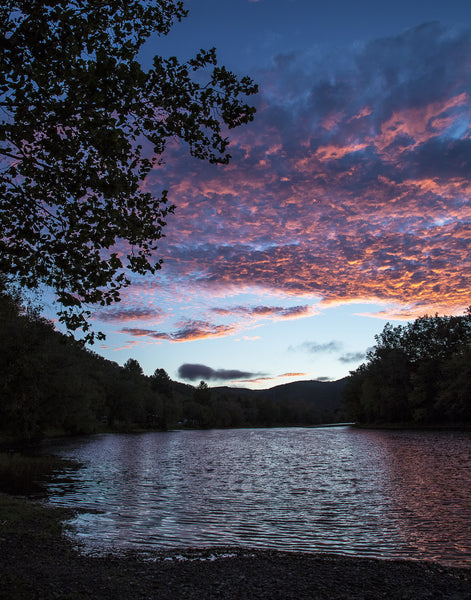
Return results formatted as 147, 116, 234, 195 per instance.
0, 490, 70, 541
0, 452, 77, 561
0, 451, 75, 495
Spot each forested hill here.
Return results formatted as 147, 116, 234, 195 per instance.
146, 378, 347, 429
344, 311, 471, 427
210, 379, 347, 423
0, 284, 347, 441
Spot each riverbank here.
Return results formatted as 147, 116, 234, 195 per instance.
353, 422, 471, 431
0, 494, 470, 600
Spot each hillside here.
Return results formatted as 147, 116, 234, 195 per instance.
0, 282, 348, 438
165, 377, 347, 428
204, 378, 348, 426
212, 378, 347, 412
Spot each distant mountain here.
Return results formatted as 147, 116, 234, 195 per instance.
167, 377, 349, 427
212, 378, 348, 418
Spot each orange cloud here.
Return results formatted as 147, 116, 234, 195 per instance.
115, 23, 471, 345
120, 320, 237, 342
374, 93, 469, 153
233, 372, 309, 385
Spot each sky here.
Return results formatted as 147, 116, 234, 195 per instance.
79, 0, 471, 389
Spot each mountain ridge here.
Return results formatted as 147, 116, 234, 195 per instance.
209, 377, 348, 416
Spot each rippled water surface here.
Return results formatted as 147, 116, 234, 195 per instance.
42, 427, 471, 566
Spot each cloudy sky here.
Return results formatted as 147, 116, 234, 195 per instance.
90, 0, 471, 388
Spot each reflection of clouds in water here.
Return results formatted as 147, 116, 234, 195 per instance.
43, 429, 471, 566
375, 430, 471, 562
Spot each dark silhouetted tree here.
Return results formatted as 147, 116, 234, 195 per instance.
194, 380, 211, 404
344, 310, 471, 425
1, 1, 257, 341
123, 358, 144, 377
150, 368, 173, 397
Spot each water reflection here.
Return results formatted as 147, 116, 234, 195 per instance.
43, 427, 471, 566
367, 430, 471, 565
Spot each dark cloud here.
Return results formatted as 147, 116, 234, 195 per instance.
406, 137, 471, 179
178, 364, 264, 382
290, 341, 343, 354
338, 352, 366, 364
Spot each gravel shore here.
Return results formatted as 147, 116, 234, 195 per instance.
2, 543, 471, 599
0, 495, 470, 599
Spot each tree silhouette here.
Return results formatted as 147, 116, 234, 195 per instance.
0, 1, 257, 342
345, 310, 471, 425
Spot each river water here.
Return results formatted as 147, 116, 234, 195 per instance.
42, 427, 471, 567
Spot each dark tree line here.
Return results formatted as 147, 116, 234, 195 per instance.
344, 311, 471, 425
0, 283, 169, 438
177, 380, 339, 430
0, 285, 341, 440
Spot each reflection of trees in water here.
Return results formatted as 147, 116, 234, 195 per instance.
43, 429, 471, 566
376, 431, 471, 565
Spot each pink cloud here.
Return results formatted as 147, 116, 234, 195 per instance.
96, 307, 165, 322
211, 304, 315, 320
120, 320, 237, 342
234, 372, 309, 385
113, 23, 471, 344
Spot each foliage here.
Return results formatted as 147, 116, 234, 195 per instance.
344, 311, 471, 425
0, 285, 345, 438
150, 368, 173, 396
0, 0, 257, 342
0, 452, 74, 494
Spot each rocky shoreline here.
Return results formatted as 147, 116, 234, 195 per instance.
2, 544, 471, 599
1, 494, 470, 600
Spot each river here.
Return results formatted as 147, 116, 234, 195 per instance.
42, 426, 471, 567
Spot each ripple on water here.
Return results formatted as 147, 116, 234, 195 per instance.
42, 428, 471, 567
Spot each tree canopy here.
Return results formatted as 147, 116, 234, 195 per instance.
0, 0, 257, 342
0, 281, 344, 440
344, 311, 471, 425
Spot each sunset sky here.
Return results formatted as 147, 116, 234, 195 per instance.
86, 0, 471, 389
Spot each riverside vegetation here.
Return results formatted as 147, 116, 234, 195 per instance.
2, 280, 471, 442
0, 282, 346, 443
344, 310, 471, 427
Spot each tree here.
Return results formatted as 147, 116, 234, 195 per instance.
150, 367, 173, 396
344, 310, 471, 425
123, 357, 144, 377
0, 1, 258, 342
194, 380, 211, 404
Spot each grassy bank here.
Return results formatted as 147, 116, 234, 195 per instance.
0, 490, 71, 543
0, 451, 77, 554
0, 451, 78, 495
